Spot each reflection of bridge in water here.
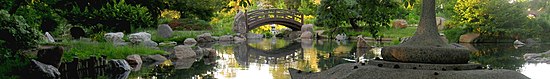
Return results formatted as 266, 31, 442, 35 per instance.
233, 40, 304, 67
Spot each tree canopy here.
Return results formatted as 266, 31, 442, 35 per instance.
315, 0, 404, 37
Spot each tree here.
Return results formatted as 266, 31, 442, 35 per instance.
315, 0, 403, 37
454, 0, 534, 39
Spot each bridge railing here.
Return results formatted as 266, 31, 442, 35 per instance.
245, 9, 304, 26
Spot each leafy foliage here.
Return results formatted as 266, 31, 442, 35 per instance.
315, 0, 404, 37
58, 0, 153, 33
0, 10, 42, 51
454, 0, 535, 39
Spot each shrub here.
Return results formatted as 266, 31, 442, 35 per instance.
0, 10, 43, 50
170, 18, 212, 30
59, 0, 154, 33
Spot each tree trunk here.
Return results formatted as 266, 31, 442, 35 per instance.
400, 0, 447, 47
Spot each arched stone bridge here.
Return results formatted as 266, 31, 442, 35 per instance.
234, 9, 304, 34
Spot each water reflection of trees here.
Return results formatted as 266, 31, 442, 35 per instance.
470, 43, 526, 70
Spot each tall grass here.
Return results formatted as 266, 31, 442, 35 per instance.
61, 41, 167, 61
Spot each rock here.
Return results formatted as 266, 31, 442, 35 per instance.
459, 33, 480, 43
234, 36, 246, 42
524, 38, 539, 44
37, 46, 64, 68
301, 39, 314, 49
45, 32, 55, 42
126, 55, 142, 67
219, 35, 234, 41
301, 24, 314, 33
129, 32, 152, 44
30, 59, 60, 78
436, 17, 446, 31
514, 40, 525, 45
197, 33, 215, 42
70, 27, 86, 39
204, 48, 217, 57
300, 31, 314, 39
382, 46, 470, 64
356, 36, 370, 48
159, 42, 177, 47
104, 32, 124, 43
290, 63, 529, 79
157, 24, 173, 38
126, 55, 142, 71
247, 33, 264, 39
336, 34, 347, 41
173, 58, 195, 69
143, 40, 158, 47
173, 45, 196, 59
109, 59, 132, 71
183, 38, 197, 46
392, 19, 408, 29
144, 54, 167, 62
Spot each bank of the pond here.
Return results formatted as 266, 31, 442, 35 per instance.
59, 41, 167, 61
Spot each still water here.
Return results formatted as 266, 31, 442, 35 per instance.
128, 38, 550, 79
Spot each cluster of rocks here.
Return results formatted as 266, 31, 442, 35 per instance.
524, 50, 550, 63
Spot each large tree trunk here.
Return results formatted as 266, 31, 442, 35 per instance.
400, 0, 446, 47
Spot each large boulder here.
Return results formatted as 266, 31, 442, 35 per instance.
30, 59, 60, 78
157, 24, 173, 38
104, 32, 124, 43
183, 38, 197, 46
300, 31, 314, 39
219, 35, 234, 41
36, 46, 64, 68
109, 59, 132, 71
173, 58, 195, 69
125, 55, 142, 67
459, 33, 480, 43
392, 19, 408, 29
173, 45, 197, 59
301, 24, 314, 33
126, 55, 142, 71
197, 33, 215, 42
129, 32, 152, 44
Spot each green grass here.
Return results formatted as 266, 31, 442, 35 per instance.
60, 41, 167, 61
136, 27, 234, 43
378, 26, 417, 38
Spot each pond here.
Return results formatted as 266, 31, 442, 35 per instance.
68, 38, 550, 79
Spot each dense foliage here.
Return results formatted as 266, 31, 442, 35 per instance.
0, 10, 42, 51
454, 0, 539, 40
315, 0, 404, 37
57, 0, 153, 33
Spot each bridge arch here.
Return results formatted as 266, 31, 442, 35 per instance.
234, 9, 304, 34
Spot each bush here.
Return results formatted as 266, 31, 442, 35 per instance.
443, 27, 467, 43
170, 18, 212, 30
60, 0, 154, 33
0, 10, 43, 50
